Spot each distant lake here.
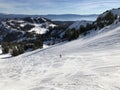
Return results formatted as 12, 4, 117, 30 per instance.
43, 15, 98, 21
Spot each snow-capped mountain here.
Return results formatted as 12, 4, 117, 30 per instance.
0, 13, 120, 90
0, 17, 56, 42
100, 8, 120, 17
68, 20, 93, 30
2, 17, 56, 34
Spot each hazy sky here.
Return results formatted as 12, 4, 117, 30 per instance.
0, 0, 120, 15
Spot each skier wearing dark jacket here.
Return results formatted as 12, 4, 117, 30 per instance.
60, 54, 62, 58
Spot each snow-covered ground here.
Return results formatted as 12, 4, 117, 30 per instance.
68, 20, 93, 30
0, 22, 120, 90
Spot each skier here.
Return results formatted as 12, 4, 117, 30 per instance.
60, 54, 62, 58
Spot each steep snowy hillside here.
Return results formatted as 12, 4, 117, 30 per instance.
0, 19, 120, 90
99, 8, 120, 17
68, 20, 92, 30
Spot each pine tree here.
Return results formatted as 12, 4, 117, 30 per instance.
1, 42, 10, 54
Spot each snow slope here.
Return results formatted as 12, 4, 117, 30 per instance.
0, 22, 120, 90
68, 20, 92, 30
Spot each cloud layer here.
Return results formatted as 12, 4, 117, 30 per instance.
0, 0, 120, 14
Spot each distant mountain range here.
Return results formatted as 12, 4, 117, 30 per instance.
0, 13, 98, 21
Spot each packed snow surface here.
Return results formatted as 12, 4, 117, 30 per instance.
0, 22, 120, 90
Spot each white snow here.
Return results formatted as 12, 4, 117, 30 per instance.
43, 44, 49, 48
29, 27, 48, 34
0, 22, 120, 90
28, 23, 56, 34
68, 20, 93, 30
108, 8, 120, 16
100, 8, 120, 18
49, 24, 56, 28
28, 24, 48, 34
41, 17, 47, 22
20, 23, 27, 27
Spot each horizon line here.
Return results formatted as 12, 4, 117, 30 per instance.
0, 13, 99, 16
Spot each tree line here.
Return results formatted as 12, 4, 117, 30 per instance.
65, 11, 118, 41
1, 39, 43, 56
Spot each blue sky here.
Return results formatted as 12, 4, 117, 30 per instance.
0, 0, 120, 15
